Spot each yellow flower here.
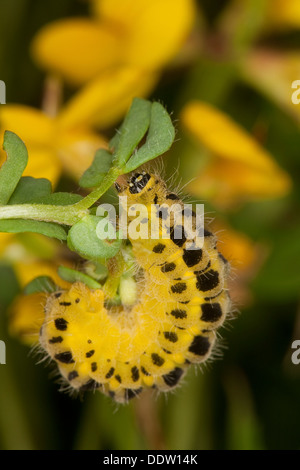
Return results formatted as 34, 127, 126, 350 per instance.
32, 0, 196, 86
0, 104, 107, 184
241, 49, 300, 125
1, 234, 71, 346
9, 257, 71, 346
0, 233, 14, 253
266, 0, 300, 29
213, 223, 258, 273
211, 220, 266, 308
30, 0, 196, 129
181, 101, 292, 208
9, 293, 46, 346
56, 67, 159, 130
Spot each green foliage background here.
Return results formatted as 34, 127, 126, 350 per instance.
0, 0, 300, 450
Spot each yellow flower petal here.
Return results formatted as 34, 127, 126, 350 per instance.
182, 101, 279, 171
31, 18, 121, 86
9, 293, 46, 345
0, 105, 61, 185
188, 158, 291, 208
21, 146, 62, 186
33, 1, 196, 86
267, 0, 300, 29
57, 127, 107, 180
9, 260, 71, 345
125, 0, 196, 69
13, 260, 70, 289
182, 101, 292, 206
95, 0, 196, 69
242, 49, 300, 124
57, 67, 159, 129
213, 222, 257, 272
0, 105, 54, 146
0, 233, 14, 254
92, 0, 147, 23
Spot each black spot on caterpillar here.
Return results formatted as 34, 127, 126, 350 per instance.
40, 172, 231, 403
49, 336, 63, 344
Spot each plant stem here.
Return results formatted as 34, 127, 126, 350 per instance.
0, 167, 122, 226
72, 167, 121, 212
0, 204, 86, 226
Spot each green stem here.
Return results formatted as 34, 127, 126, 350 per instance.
0, 167, 122, 226
72, 167, 121, 212
0, 204, 87, 226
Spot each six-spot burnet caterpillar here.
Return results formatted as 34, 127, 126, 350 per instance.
40, 172, 231, 403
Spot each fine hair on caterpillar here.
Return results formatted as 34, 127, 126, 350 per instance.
39, 171, 232, 404
98, 173, 205, 250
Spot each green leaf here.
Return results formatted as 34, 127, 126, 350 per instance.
79, 149, 113, 188
0, 219, 67, 240
0, 131, 28, 205
57, 266, 101, 289
67, 215, 122, 261
109, 123, 123, 154
113, 98, 152, 167
38, 192, 83, 205
24, 276, 57, 295
8, 177, 52, 204
124, 102, 175, 173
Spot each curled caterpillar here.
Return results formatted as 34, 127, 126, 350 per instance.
40, 172, 231, 403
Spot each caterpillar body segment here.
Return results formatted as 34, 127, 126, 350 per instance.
41, 172, 231, 403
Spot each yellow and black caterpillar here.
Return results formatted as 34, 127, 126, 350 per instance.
40, 172, 231, 403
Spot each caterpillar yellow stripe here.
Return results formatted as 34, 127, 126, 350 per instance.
40, 172, 231, 403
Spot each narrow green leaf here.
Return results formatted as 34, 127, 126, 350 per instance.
24, 276, 57, 295
0, 131, 28, 204
124, 102, 175, 173
109, 123, 123, 153
8, 177, 52, 204
114, 98, 152, 167
67, 215, 122, 261
79, 149, 113, 188
58, 266, 101, 289
38, 192, 83, 205
0, 219, 67, 240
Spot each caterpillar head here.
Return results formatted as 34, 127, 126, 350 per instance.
128, 172, 152, 194
115, 172, 165, 204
